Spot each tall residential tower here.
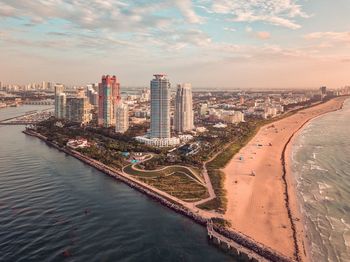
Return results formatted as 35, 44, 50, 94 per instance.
174, 83, 194, 133
54, 84, 66, 119
115, 102, 129, 133
98, 75, 120, 127
66, 97, 92, 124
150, 74, 171, 139
55, 93, 66, 119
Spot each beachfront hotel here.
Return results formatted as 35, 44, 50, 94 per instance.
98, 75, 121, 127
174, 83, 194, 133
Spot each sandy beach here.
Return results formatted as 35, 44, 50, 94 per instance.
223, 97, 348, 261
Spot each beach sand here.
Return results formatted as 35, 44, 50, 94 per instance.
223, 97, 347, 261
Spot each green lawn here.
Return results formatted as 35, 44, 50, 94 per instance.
138, 172, 209, 202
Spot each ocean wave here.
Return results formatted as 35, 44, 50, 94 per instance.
311, 164, 328, 172
318, 182, 332, 190
341, 218, 350, 230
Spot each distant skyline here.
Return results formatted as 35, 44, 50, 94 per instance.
0, 0, 349, 88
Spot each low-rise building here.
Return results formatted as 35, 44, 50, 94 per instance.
66, 138, 90, 149
135, 136, 180, 147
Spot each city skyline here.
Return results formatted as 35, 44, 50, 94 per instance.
0, 0, 349, 88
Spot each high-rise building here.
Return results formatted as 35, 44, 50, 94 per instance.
66, 97, 92, 124
86, 85, 98, 107
150, 74, 171, 139
55, 93, 66, 119
54, 83, 66, 118
54, 84, 64, 96
174, 83, 194, 133
42, 81, 48, 90
98, 75, 120, 127
115, 102, 129, 133
76, 87, 86, 98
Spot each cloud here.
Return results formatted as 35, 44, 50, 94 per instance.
245, 26, 253, 33
0, 1, 171, 32
224, 27, 236, 32
0, 0, 210, 53
174, 0, 203, 24
0, 2, 16, 17
305, 32, 350, 43
256, 31, 271, 40
209, 0, 308, 29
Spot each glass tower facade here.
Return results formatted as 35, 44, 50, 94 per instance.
174, 83, 194, 133
150, 74, 171, 139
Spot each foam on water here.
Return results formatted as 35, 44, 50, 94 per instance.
292, 98, 350, 262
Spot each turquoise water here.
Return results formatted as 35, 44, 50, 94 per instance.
0, 105, 232, 261
292, 98, 350, 262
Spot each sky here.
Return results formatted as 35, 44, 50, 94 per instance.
0, 0, 349, 89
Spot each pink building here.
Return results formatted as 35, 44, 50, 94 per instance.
98, 75, 121, 127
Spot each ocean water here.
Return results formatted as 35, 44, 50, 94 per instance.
0, 105, 232, 261
292, 98, 350, 262
0, 105, 53, 121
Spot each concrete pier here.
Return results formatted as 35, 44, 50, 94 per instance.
207, 221, 267, 262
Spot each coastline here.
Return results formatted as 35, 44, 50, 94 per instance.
284, 97, 349, 262
23, 129, 293, 262
223, 96, 348, 261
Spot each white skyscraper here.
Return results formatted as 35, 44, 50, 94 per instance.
150, 74, 171, 139
54, 83, 66, 119
55, 93, 66, 119
115, 102, 129, 133
174, 83, 194, 133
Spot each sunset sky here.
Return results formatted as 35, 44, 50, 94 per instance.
0, 0, 349, 88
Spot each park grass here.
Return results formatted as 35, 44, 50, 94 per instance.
198, 170, 227, 212
123, 163, 208, 202
124, 164, 203, 184
138, 172, 209, 202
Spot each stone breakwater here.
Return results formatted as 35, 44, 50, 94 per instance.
23, 129, 294, 262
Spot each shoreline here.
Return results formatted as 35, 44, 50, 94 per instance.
223, 96, 348, 261
284, 97, 349, 262
23, 129, 293, 262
